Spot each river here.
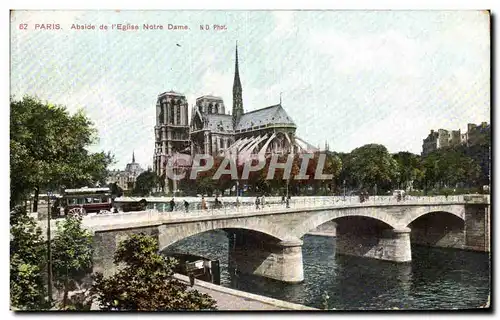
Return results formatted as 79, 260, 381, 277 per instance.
163, 230, 490, 310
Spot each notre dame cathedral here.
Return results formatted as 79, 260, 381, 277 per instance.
153, 44, 318, 192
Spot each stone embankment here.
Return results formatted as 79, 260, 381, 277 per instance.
174, 274, 317, 311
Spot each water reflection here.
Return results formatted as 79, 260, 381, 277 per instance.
164, 231, 490, 310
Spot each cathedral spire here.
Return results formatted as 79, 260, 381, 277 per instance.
232, 41, 244, 128
132, 151, 135, 163
234, 42, 240, 85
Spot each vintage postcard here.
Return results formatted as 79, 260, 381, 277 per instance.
9, 10, 490, 311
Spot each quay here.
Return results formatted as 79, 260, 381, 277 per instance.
173, 274, 317, 311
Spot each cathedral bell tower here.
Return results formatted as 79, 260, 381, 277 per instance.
232, 42, 244, 128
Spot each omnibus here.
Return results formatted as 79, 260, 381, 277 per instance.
55, 187, 113, 217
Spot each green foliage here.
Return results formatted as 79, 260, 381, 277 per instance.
108, 182, 123, 198
392, 152, 422, 190
10, 96, 114, 208
10, 206, 47, 310
346, 144, 399, 192
91, 234, 217, 311
132, 170, 159, 196
52, 215, 93, 310
422, 147, 481, 190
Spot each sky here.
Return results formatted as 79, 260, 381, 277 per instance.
10, 10, 490, 170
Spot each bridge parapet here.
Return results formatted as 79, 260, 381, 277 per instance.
115, 194, 488, 211
37, 195, 489, 243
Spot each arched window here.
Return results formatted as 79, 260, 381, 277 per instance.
159, 107, 164, 124
176, 105, 181, 124
169, 102, 174, 124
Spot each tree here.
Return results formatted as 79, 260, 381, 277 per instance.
91, 234, 217, 311
10, 206, 47, 310
346, 144, 399, 193
10, 96, 114, 209
108, 182, 123, 198
51, 215, 93, 310
422, 147, 481, 190
306, 152, 342, 195
132, 170, 159, 196
333, 152, 354, 195
392, 152, 422, 191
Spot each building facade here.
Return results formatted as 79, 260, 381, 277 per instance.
422, 128, 462, 156
466, 122, 490, 147
421, 122, 490, 156
153, 44, 318, 193
107, 152, 145, 191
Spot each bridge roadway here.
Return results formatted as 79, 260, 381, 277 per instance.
40, 195, 490, 284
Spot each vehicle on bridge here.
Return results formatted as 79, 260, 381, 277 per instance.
393, 190, 406, 201
112, 197, 148, 212
54, 187, 113, 217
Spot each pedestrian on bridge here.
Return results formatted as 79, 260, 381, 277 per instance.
184, 200, 189, 213
201, 196, 208, 210
214, 196, 221, 209
169, 198, 175, 212
255, 196, 261, 210
261, 195, 266, 207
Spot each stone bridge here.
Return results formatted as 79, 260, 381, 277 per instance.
45, 195, 490, 284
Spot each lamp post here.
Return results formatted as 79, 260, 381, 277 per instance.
286, 178, 289, 198
343, 180, 346, 201
46, 191, 53, 307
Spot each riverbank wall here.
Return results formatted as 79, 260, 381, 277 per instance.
174, 274, 318, 311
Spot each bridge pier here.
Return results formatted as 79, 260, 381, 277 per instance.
227, 231, 304, 283
336, 227, 412, 263
464, 204, 490, 252
92, 226, 160, 277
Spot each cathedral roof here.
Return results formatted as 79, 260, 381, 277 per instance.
158, 90, 184, 97
235, 104, 296, 131
205, 114, 234, 133
197, 95, 223, 101
125, 162, 143, 174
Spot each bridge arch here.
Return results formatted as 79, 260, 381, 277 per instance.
291, 207, 401, 238
158, 218, 290, 249
401, 205, 465, 228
